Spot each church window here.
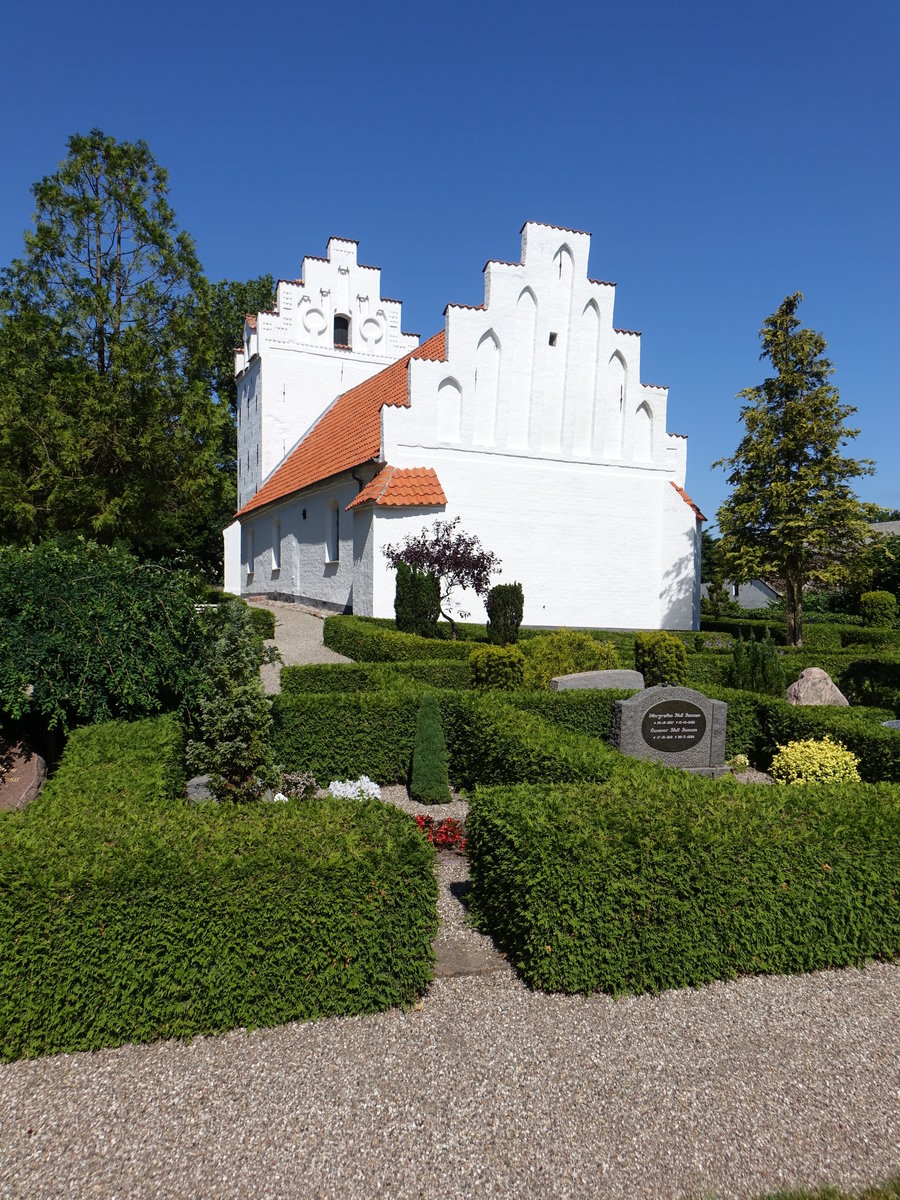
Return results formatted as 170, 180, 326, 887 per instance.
325, 502, 340, 563
334, 314, 350, 348
548, 332, 558, 346
272, 518, 281, 571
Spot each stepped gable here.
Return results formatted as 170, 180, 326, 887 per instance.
237, 332, 446, 517
345, 466, 446, 510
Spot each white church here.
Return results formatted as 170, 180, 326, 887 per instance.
224, 222, 704, 629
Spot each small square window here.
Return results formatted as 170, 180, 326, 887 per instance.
548, 332, 558, 346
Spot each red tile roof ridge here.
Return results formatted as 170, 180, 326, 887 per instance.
244, 314, 258, 329
670, 481, 706, 522
520, 220, 591, 237
235, 330, 445, 518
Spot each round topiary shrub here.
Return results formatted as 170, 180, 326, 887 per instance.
769, 735, 861, 786
634, 631, 688, 687
860, 590, 898, 628
469, 644, 526, 690
520, 630, 618, 689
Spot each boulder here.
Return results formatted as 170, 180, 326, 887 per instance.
785, 668, 849, 707
0, 739, 47, 811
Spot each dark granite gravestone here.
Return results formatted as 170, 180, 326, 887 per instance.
550, 669, 644, 691
611, 685, 728, 777
0, 739, 47, 811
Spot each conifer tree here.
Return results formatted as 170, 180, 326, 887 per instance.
715, 293, 874, 646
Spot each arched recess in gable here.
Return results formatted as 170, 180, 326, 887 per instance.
436, 376, 463, 443
472, 329, 501, 447
634, 400, 654, 462
602, 350, 627, 458
573, 299, 600, 456
508, 288, 537, 451
543, 246, 574, 453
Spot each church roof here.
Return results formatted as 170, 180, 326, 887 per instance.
345, 465, 447, 511
670, 481, 706, 522
236, 331, 446, 517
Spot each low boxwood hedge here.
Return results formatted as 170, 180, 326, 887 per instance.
466, 776, 900, 996
271, 688, 423, 781
281, 659, 471, 695
702, 685, 900, 781
323, 615, 476, 662
0, 716, 437, 1061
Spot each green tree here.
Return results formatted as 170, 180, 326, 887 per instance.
714, 293, 874, 646
189, 275, 276, 421
0, 129, 234, 574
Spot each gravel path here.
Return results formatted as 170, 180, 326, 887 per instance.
3, 613, 898, 1198
252, 599, 350, 694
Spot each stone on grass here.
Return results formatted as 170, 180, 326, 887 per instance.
785, 668, 849, 707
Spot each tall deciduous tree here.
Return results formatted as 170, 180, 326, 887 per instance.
714, 292, 874, 646
0, 130, 235, 574
384, 517, 501, 639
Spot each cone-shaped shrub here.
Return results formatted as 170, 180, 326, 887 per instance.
410, 693, 452, 804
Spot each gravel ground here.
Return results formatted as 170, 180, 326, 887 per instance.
3, 614, 897, 1198
253, 600, 350, 694
2, 960, 898, 1199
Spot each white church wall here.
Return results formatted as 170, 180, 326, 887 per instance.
376, 221, 698, 630
223, 520, 242, 595
234, 238, 418, 507
369, 455, 681, 628
240, 475, 360, 611
659, 483, 702, 630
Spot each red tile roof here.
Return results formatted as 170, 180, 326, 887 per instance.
346, 465, 447, 510
237, 331, 446, 517
670, 481, 706, 522
244, 314, 258, 330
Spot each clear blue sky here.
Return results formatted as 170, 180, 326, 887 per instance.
3, 0, 898, 528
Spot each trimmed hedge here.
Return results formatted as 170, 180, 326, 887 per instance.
323, 615, 477, 662
702, 685, 900, 781
0, 716, 436, 1060
466, 776, 900, 995
505, 688, 637, 743
440, 692, 634, 790
247, 606, 277, 640
271, 689, 422, 782
281, 659, 472, 695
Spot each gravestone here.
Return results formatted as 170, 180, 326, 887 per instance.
0, 739, 47, 811
612, 685, 728, 777
882, 720, 900, 732
550, 669, 644, 691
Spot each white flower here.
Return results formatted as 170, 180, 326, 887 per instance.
272, 792, 289, 803
327, 776, 382, 800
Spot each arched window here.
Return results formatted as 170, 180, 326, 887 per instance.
325, 502, 340, 563
333, 314, 350, 348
